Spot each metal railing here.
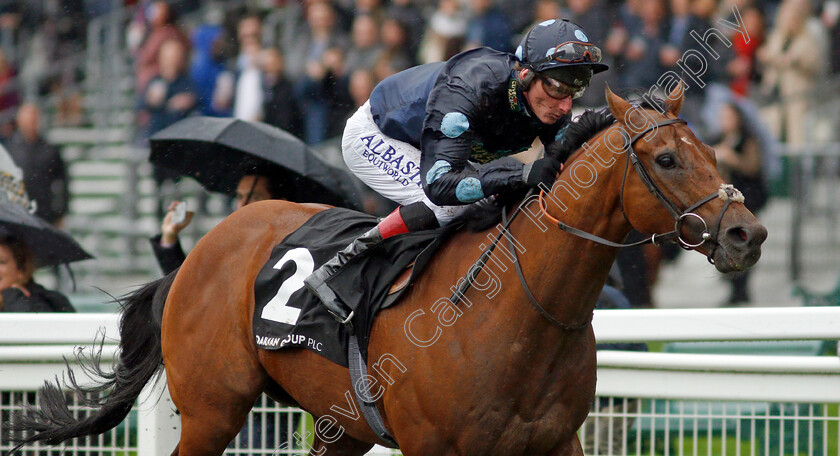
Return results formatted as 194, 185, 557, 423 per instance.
1, 308, 838, 455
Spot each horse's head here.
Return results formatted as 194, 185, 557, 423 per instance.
603, 83, 767, 272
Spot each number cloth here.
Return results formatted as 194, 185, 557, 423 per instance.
252, 208, 451, 366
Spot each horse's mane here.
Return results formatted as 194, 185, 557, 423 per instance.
457, 108, 616, 232
546, 108, 616, 162
457, 94, 670, 232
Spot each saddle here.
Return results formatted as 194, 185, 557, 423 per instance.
252, 208, 453, 367
388, 265, 413, 296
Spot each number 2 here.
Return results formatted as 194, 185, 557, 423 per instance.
260, 248, 314, 325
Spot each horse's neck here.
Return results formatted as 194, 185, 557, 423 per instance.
503, 127, 631, 330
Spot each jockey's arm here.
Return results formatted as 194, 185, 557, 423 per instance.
418, 73, 534, 206
419, 126, 527, 206
417, 69, 568, 207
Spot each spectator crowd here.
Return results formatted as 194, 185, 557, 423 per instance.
0, 0, 836, 311
117, 0, 839, 149
0, 0, 834, 148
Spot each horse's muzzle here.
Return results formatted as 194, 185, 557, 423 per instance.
712, 220, 768, 272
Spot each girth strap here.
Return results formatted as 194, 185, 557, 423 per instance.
348, 335, 399, 448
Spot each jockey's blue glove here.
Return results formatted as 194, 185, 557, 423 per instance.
523, 157, 562, 189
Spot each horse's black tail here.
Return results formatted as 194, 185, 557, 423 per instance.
7, 269, 178, 452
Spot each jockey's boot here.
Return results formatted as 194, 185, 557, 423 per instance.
304, 202, 438, 330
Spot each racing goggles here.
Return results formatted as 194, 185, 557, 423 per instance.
538, 74, 587, 100
538, 41, 602, 65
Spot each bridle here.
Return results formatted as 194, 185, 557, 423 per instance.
539, 117, 744, 264
450, 117, 745, 331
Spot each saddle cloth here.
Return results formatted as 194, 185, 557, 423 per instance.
253, 207, 452, 367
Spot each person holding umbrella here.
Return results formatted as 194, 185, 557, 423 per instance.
0, 233, 74, 312
148, 116, 363, 275
150, 172, 286, 275
0, 144, 91, 312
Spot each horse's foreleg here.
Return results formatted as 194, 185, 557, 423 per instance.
306, 425, 374, 456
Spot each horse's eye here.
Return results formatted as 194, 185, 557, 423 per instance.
656, 154, 676, 169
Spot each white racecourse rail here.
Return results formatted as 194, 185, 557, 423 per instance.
0, 307, 838, 455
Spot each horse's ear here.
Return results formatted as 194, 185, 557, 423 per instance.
664, 80, 685, 116
605, 84, 632, 124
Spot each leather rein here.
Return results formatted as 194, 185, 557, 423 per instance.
451, 118, 745, 331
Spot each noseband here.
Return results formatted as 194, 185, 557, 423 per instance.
539, 117, 744, 264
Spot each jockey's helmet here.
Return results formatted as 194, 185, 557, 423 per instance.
515, 19, 609, 97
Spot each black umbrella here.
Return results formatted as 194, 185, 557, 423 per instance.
149, 117, 363, 210
0, 199, 93, 268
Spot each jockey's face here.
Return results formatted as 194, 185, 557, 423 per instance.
236, 175, 273, 210
523, 71, 574, 124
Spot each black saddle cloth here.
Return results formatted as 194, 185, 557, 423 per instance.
253, 207, 453, 366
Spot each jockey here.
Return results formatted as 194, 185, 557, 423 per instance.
305, 19, 609, 324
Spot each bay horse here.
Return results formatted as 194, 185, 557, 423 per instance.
11, 86, 766, 455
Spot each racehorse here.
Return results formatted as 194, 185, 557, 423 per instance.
10, 85, 766, 455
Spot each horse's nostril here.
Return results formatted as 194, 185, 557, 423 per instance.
726, 226, 749, 244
